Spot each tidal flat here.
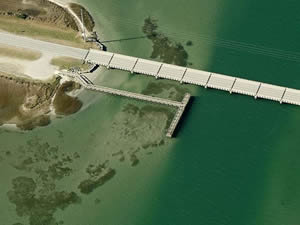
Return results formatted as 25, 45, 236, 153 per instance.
0, 72, 83, 130
142, 17, 190, 66
0, 0, 198, 224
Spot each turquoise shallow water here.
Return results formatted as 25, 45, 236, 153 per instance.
1, 0, 300, 224
78, 0, 300, 224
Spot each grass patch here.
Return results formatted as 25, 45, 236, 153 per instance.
0, 72, 59, 129
53, 81, 82, 115
69, 3, 95, 32
142, 17, 190, 66
0, 44, 41, 61
0, 16, 92, 49
142, 81, 189, 101
0, 0, 78, 30
50, 57, 90, 70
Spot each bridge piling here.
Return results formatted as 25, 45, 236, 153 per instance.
180, 68, 188, 84
229, 78, 237, 94
107, 53, 115, 69
280, 88, 287, 104
131, 58, 139, 74
205, 73, 212, 88
83, 49, 90, 63
156, 64, 163, 79
254, 83, 262, 99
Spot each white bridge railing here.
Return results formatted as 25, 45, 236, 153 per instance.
85, 49, 300, 106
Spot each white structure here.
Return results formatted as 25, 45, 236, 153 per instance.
1, 31, 299, 106
85, 49, 300, 106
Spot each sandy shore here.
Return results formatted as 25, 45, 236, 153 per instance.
0, 0, 99, 130
0, 52, 58, 81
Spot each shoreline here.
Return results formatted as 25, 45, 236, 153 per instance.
0, 71, 82, 130
48, 0, 90, 35
0, 0, 101, 80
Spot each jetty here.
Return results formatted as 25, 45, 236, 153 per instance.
59, 71, 190, 137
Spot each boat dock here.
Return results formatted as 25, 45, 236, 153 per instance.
166, 93, 191, 138
59, 71, 190, 137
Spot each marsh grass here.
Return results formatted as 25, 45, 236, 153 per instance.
53, 81, 82, 115
0, 16, 92, 48
50, 57, 90, 70
0, 44, 41, 61
69, 3, 95, 32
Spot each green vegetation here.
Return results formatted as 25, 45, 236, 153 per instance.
186, 40, 193, 46
50, 57, 90, 70
122, 103, 175, 135
69, 3, 95, 32
0, 72, 59, 130
0, 0, 96, 49
0, 0, 78, 30
0, 16, 91, 48
0, 44, 41, 61
3, 137, 83, 225
78, 168, 116, 194
53, 81, 82, 115
142, 81, 189, 101
142, 17, 190, 66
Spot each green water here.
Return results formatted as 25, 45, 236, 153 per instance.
1, 0, 300, 224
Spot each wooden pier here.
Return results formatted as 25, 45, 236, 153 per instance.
166, 93, 191, 138
59, 71, 189, 137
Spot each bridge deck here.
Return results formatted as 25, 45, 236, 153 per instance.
166, 93, 191, 138
85, 49, 300, 106
0, 31, 299, 106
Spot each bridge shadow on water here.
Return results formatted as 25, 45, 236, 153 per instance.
89, 64, 100, 73
172, 96, 196, 138
101, 35, 151, 44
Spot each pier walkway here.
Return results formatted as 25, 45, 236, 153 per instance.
166, 93, 191, 138
85, 49, 300, 106
60, 71, 183, 107
59, 71, 190, 137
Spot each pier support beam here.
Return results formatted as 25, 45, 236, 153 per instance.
156, 63, 163, 79
254, 83, 262, 99
131, 58, 139, 74
83, 49, 90, 64
180, 68, 188, 84
229, 78, 237, 94
280, 88, 287, 104
107, 53, 114, 69
205, 73, 212, 88
166, 93, 191, 138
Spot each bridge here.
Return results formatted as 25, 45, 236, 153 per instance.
1, 31, 299, 106
2, 31, 300, 137
59, 71, 191, 137
84, 49, 300, 106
